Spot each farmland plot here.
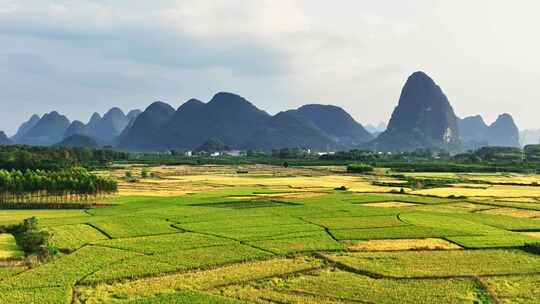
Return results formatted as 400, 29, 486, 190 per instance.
0, 165, 539, 303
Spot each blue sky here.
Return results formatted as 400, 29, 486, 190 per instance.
1, 0, 539, 134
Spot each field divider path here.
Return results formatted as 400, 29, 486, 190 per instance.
71, 252, 144, 304
474, 276, 500, 304
85, 223, 113, 239
295, 217, 340, 242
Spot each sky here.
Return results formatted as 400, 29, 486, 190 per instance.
1, 0, 540, 135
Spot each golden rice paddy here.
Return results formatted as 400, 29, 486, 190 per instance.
362, 201, 419, 208
343, 238, 463, 251
479, 207, 540, 218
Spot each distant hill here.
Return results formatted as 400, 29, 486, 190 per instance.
64, 120, 91, 138
117, 92, 373, 151
245, 110, 336, 150
365, 122, 387, 134
12, 114, 40, 142
18, 111, 70, 146
458, 115, 488, 144
0, 131, 12, 145
120, 93, 271, 150
486, 114, 520, 147
56, 135, 98, 148
295, 104, 373, 146
86, 108, 130, 143
366, 71, 460, 152
6, 78, 525, 152
162, 93, 271, 149
117, 101, 176, 150
458, 114, 520, 148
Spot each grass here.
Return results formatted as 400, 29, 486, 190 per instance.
304, 215, 406, 230
176, 222, 324, 241
482, 274, 540, 304
0, 209, 88, 226
0, 165, 539, 303
0, 287, 70, 304
0, 234, 24, 258
246, 231, 343, 254
446, 233, 540, 249
119, 290, 250, 304
89, 216, 179, 238
81, 244, 272, 284
91, 232, 234, 254
323, 249, 540, 277
47, 224, 109, 251
219, 268, 492, 304
76, 256, 323, 302
330, 225, 471, 240
2, 246, 137, 288
0, 266, 26, 281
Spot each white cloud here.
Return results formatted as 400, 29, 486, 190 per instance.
1, 1, 540, 135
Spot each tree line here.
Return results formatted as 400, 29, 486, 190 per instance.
0, 145, 129, 171
0, 167, 117, 205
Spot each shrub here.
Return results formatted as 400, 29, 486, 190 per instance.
347, 164, 374, 173
2, 217, 55, 260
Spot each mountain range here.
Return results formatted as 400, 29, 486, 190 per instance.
10, 107, 142, 147
1, 71, 524, 152
117, 92, 374, 151
458, 114, 520, 148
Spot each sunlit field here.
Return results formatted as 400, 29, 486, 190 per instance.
1, 165, 540, 303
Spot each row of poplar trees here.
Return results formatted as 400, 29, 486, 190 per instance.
0, 167, 117, 204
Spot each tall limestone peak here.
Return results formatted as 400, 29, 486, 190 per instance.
367, 71, 460, 151
487, 113, 520, 147
87, 113, 102, 125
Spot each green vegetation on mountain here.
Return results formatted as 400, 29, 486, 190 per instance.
56, 135, 98, 149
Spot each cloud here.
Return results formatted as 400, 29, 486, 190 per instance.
1, 1, 540, 135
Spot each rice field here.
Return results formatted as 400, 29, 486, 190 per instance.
1, 164, 540, 303
0, 234, 24, 259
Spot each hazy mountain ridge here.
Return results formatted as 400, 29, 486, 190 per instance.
5, 71, 525, 151
117, 92, 374, 151
12, 114, 40, 142
458, 113, 520, 148
17, 111, 71, 146
0, 131, 12, 145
